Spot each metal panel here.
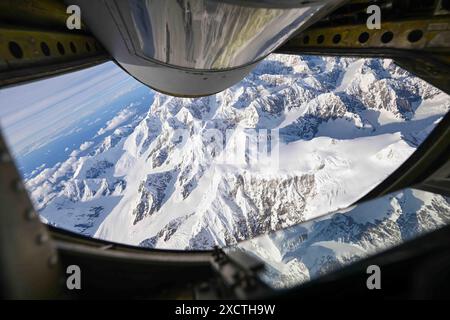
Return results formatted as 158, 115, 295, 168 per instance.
0, 130, 61, 299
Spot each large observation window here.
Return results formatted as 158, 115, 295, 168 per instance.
0, 54, 449, 250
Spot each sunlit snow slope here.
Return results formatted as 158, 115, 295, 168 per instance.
13, 55, 450, 250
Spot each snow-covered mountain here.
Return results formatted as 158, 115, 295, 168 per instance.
24, 54, 450, 250
236, 188, 450, 289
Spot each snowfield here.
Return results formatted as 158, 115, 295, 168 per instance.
10, 54, 450, 250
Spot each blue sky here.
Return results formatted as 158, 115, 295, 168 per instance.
0, 62, 144, 157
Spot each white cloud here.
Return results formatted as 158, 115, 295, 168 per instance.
79, 141, 94, 151
97, 108, 135, 136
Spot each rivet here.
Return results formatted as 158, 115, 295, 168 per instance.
199, 282, 209, 291
15, 179, 26, 192
12, 179, 25, 192
37, 233, 49, 244
25, 208, 37, 220
0, 151, 11, 163
48, 254, 58, 267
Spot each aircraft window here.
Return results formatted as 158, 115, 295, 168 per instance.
0, 55, 449, 250
230, 188, 450, 290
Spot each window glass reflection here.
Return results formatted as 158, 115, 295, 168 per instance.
231, 188, 450, 289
